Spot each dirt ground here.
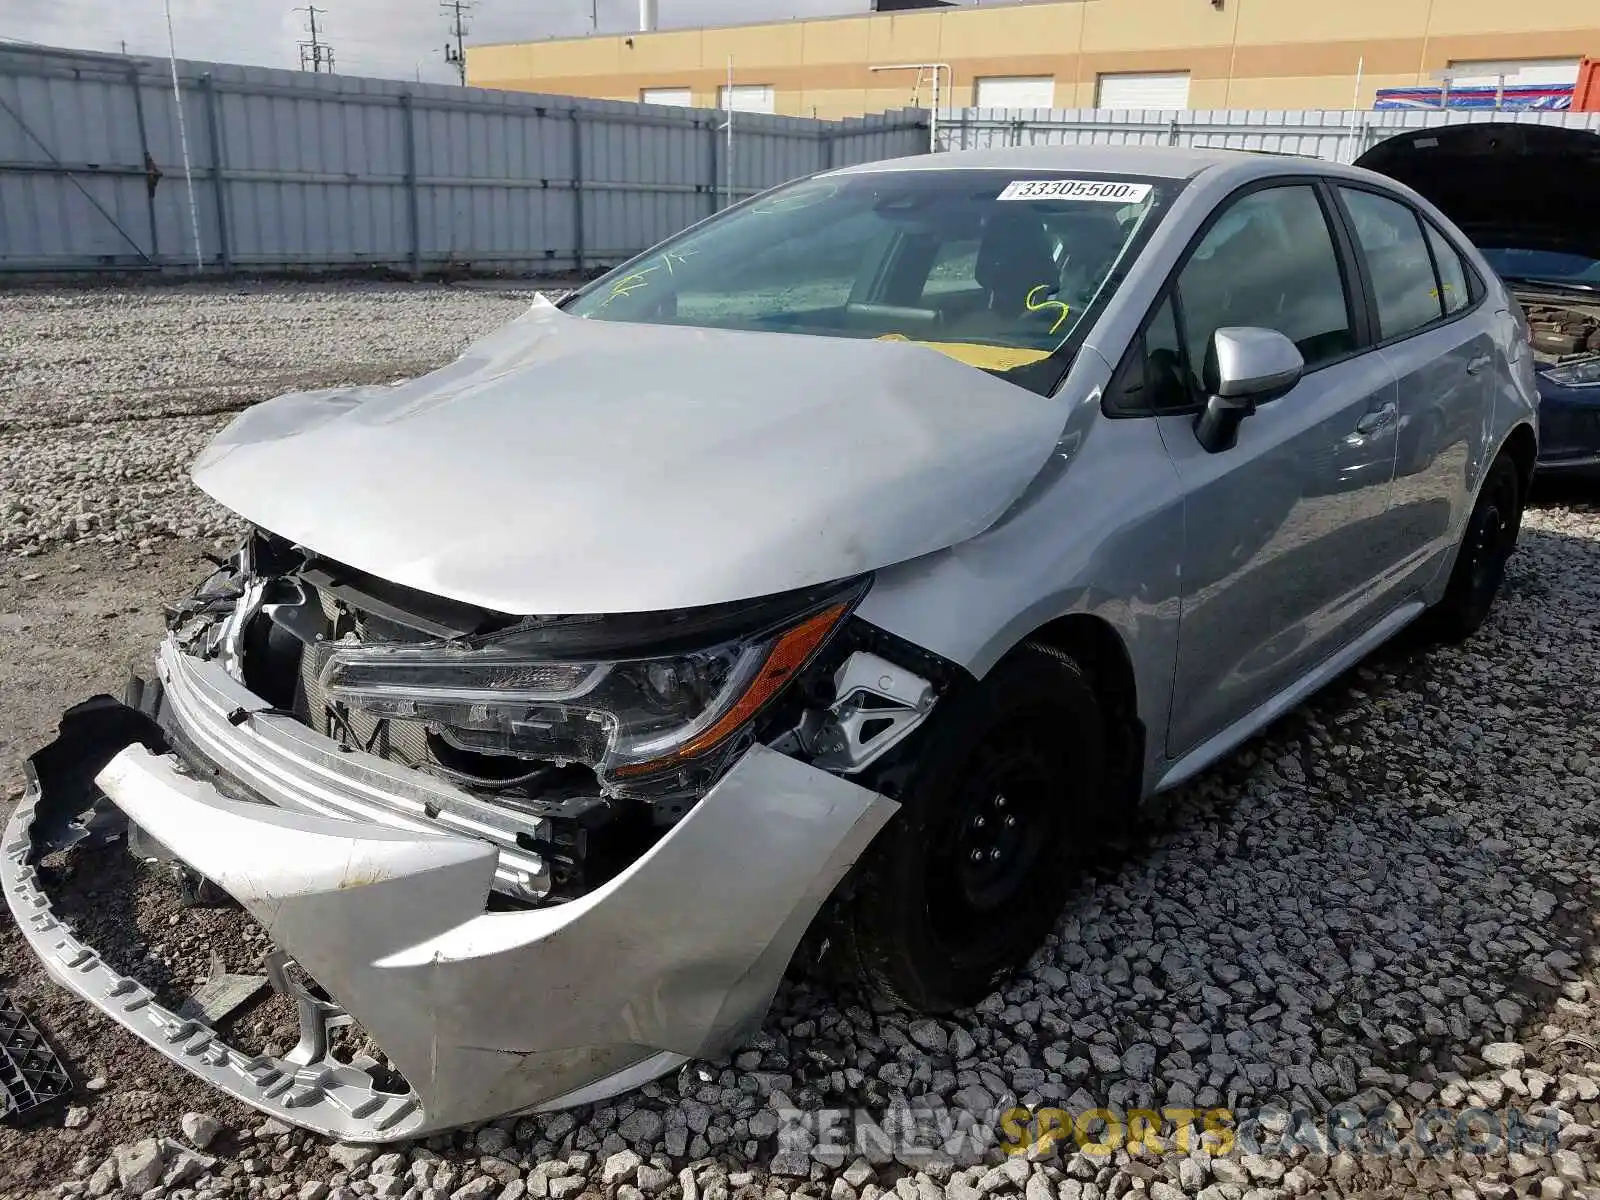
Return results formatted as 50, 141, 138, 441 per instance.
0, 541, 266, 1195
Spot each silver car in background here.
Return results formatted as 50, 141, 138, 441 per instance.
4, 145, 1538, 1140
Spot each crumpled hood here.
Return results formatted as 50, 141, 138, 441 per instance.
193, 298, 1067, 614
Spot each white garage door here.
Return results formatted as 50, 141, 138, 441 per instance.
1446, 58, 1581, 87
1096, 71, 1191, 109
974, 76, 1057, 109
720, 84, 776, 114
640, 87, 692, 107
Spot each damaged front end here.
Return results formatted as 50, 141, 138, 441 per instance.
1, 533, 946, 1140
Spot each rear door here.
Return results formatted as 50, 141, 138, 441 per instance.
1331, 185, 1495, 593
1152, 180, 1402, 757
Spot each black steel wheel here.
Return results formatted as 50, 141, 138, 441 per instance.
843, 643, 1105, 1012
1428, 449, 1524, 643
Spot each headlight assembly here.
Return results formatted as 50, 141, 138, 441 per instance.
318, 585, 861, 787
1542, 357, 1600, 388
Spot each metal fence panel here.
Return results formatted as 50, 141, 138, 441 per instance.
0, 42, 928, 276
938, 106, 1600, 164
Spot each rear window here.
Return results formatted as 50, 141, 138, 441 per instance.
565, 169, 1180, 395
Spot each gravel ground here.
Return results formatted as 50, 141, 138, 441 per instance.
3, 284, 1600, 1200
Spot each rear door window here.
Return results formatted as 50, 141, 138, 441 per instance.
1422, 221, 1472, 316
1338, 187, 1446, 339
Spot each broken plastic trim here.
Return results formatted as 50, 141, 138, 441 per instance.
4, 695, 900, 1138
0, 993, 72, 1125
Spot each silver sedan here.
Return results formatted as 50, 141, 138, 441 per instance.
4, 145, 1537, 1139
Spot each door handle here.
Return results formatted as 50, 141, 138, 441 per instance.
1354, 401, 1397, 436
1466, 354, 1492, 376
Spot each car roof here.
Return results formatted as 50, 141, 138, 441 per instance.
830, 144, 1321, 182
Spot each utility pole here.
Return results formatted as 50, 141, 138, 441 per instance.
441, 0, 472, 85
295, 5, 335, 73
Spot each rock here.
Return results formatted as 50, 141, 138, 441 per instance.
1089, 1045, 1122, 1074
548, 1177, 586, 1200
619, 1109, 665, 1144
1210, 1159, 1247, 1187
113, 1140, 166, 1194
64, 1106, 90, 1129
1120, 1044, 1157, 1080
602, 1150, 642, 1186
635, 1165, 672, 1194
181, 1113, 223, 1150
907, 1021, 949, 1054
452, 1178, 500, 1200
770, 1152, 811, 1178
1483, 1043, 1527, 1069
300, 1184, 331, 1200
477, 1127, 512, 1156
161, 1141, 216, 1189
843, 1160, 875, 1190
86, 1159, 117, 1199
1553, 1149, 1585, 1183
329, 1144, 379, 1172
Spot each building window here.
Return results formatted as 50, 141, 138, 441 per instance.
1095, 71, 1191, 109
1445, 58, 1581, 87
720, 84, 776, 114
640, 87, 692, 107
973, 76, 1056, 110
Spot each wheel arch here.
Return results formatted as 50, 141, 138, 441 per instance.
1022, 612, 1145, 812
1502, 420, 1537, 500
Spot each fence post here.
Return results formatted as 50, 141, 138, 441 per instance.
199, 73, 232, 272
400, 93, 421, 278
1168, 115, 1181, 147
705, 117, 720, 216
127, 63, 161, 264
820, 129, 835, 171
569, 108, 585, 274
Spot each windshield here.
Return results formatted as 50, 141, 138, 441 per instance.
565, 169, 1179, 395
1480, 247, 1600, 287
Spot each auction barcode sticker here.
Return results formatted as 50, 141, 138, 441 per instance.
997, 179, 1153, 203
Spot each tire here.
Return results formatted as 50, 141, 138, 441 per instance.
1427, 450, 1524, 643
843, 643, 1105, 1012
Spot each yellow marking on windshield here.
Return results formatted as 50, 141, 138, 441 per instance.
660, 247, 697, 275
751, 183, 840, 215
1025, 285, 1072, 335
594, 265, 661, 310
876, 334, 1054, 371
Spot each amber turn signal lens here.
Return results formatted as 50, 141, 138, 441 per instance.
614, 602, 849, 777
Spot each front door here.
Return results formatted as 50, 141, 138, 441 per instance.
1160, 182, 1401, 757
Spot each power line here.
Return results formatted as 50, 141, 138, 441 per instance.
441, 0, 472, 85
295, 5, 335, 73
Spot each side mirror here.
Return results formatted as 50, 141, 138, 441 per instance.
1193, 327, 1305, 454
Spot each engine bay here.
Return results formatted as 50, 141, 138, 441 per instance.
1519, 293, 1600, 366
158, 530, 943, 908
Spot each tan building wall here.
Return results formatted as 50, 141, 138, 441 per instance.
466, 0, 1600, 119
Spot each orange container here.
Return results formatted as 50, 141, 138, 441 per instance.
1574, 57, 1600, 110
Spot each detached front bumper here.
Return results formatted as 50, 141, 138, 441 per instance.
1, 651, 897, 1141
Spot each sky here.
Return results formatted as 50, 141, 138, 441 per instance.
0, 0, 989, 86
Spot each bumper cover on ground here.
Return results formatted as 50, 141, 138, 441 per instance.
2, 683, 897, 1140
